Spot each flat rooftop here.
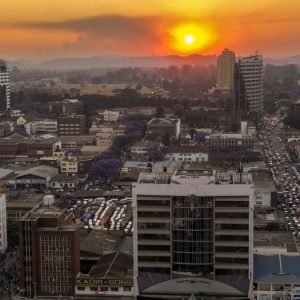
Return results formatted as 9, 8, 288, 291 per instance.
254, 231, 297, 253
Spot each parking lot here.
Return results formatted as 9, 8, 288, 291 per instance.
58, 196, 133, 234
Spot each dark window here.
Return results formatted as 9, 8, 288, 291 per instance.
111, 287, 118, 292
100, 287, 108, 292
90, 287, 98, 291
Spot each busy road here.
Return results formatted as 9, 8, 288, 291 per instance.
260, 116, 300, 242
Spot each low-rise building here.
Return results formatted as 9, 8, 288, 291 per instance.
131, 140, 162, 161
253, 254, 300, 300
49, 174, 83, 191
166, 145, 209, 162
252, 171, 277, 207
103, 109, 120, 122
25, 119, 57, 135
147, 118, 181, 139
61, 156, 94, 174
15, 165, 58, 190
58, 114, 86, 136
49, 99, 83, 116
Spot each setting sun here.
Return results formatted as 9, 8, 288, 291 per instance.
184, 34, 195, 45
169, 22, 217, 54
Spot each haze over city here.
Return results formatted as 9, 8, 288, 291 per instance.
1, 0, 300, 59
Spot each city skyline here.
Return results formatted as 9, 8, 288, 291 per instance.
1, 0, 300, 59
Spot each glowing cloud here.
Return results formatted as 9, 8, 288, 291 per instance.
169, 22, 217, 54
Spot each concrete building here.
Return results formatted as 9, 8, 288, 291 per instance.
15, 165, 58, 190
60, 156, 94, 174
25, 119, 57, 135
237, 54, 264, 114
0, 194, 7, 254
133, 172, 254, 298
58, 114, 86, 136
216, 49, 236, 91
49, 174, 83, 191
48, 99, 83, 116
131, 140, 162, 161
166, 145, 208, 162
103, 109, 120, 122
147, 118, 181, 139
18, 205, 80, 298
95, 130, 115, 148
0, 59, 10, 112
206, 122, 254, 150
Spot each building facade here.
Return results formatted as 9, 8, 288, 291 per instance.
19, 206, 80, 298
237, 54, 264, 114
25, 120, 58, 135
216, 49, 236, 91
0, 59, 10, 112
166, 145, 208, 162
103, 110, 120, 122
48, 99, 83, 116
0, 194, 7, 254
58, 114, 86, 136
147, 118, 181, 139
133, 172, 254, 298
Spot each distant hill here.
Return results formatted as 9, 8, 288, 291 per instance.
7, 54, 300, 70
10, 54, 217, 69
264, 55, 300, 65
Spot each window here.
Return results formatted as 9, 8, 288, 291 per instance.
90, 287, 98, 291
100, 287, 108, 291
111, 287, 118, 292
124, 287, 131, 292
77, 287, 85, 291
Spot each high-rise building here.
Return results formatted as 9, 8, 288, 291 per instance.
19, 206, 80, 298
237, 54, 263, 114
133, 172, 254, 299
216, 49, 236, 91
0, 59, 10, 112
0, 194, 7, 254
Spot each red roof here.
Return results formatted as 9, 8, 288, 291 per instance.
167, 145, 208, 154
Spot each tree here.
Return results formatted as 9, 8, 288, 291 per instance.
156, 105, 164, 117
265, 222, 281, 231
162, 132, 171, 146
89, 159, 122, 182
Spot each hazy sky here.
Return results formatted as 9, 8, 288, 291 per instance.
1, 0, 300, 59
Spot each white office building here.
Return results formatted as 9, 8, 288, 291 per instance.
238, 54, 263, 114
0, 60, 10, 112
103, 110, 120, 122
133, 172, 254, 299
0, 194, 7, 254
25, 120, 58, 135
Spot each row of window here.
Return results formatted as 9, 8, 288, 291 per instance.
77, 286, 132, 292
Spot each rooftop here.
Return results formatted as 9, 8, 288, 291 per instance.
22, 205, 63, 221
134, 172, 253, 197
148, 118, 179, 125
0, 168, 14, 180
80, 230, 125, 256
254, 254, 300, 283
16, 165, 58, 179
167, 145, 208, 154
88, 252, 133, 278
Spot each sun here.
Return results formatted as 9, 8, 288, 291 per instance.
169, 22, 217, 54
184, 35, 195, 45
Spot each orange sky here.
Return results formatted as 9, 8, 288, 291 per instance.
1, 0, 300, 59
